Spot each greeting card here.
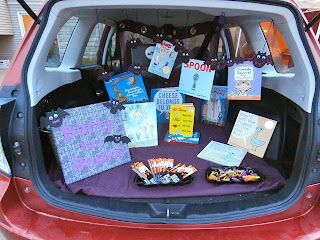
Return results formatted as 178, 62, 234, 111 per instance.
169, 104, 195, 137
178, 59, 216, 100
227, 110, 277, 158
227, 61, 262, 100
148, 40, 178, 79
121, 102, 158, 148
104, 71, 148, 103
197, 141, 247, 167
151, 87, 185, 122
201, 86, 229, 126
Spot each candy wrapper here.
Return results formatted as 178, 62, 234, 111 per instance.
206, 166, 263, 184
132, 158, 197, 186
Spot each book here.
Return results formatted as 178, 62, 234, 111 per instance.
227, 110, 277, 158
178, 59, 216, 100
121, 102, 158, 148
104, 71, 148, 103
151, 87, 185, 122
49, 102, 131, 184
227, 61, 262, 100
148, 40, 178, 79
197, 141, 247, 167
164, 131, 200, 145
201, 85, 229, 126
169, 103, 195, 137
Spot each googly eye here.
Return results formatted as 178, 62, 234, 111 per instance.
262, 56, 266, 60
49, 116, 53, 120
257, 55, 261, 59
53, 114, 58, 118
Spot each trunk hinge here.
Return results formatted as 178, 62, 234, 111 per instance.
305, 13, 320, 32
16, 0, 40, 24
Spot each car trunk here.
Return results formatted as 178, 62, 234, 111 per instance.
24, 1, 318, 223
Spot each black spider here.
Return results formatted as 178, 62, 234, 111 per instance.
174, 40, 184, 52
180, 50, 191, 64
128, 65, 142, 75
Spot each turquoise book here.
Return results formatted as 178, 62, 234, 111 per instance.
104, 71, 148, 103
121, 102, 158, 148
178, 59, 216, 100
148, 40, 178, 79
151, 87, 185, 122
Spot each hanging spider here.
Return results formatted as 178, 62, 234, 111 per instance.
251, 51, 273, 68
205, 57, 219, 69
128, 38, 142, 49
154, 32, 165, 43
226, 59, 234, 67
180, 50, 191, 64
174, 40, 184, 52
128, 65, 142, 75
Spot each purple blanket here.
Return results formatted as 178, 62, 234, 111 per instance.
50, 123, 286, 198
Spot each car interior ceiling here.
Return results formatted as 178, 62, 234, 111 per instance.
31, 9, 306, 202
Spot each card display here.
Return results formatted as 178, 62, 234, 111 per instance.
227, 61, 262, 100
148, 40, 178, 79
169, 104, 195, 137
151, 87, 185, 122
228, 110, 277, 158
201, 85, 229, 126
197, 141, 247, 167
105, 71, 148, 103
49, 102, 131, 184
164, 131, 200, 145
179, 59, 216, 100
121, 102, 158, 148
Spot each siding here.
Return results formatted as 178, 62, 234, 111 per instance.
0, 0, 44, 60
0, 0, 13, 35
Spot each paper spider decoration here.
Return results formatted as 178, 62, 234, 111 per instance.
128, 65, 142, 75
174, 40, 185, 52
128, 38, 142, 49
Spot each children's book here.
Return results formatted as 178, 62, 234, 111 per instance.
48, 102, 131, 184
179, 59, 216, 100
227, 61, 262, 100
121, 102, 158, 148
148, 40, 178, 79
169, 103, 195, 137
227, 110, 277, 158
164, 131, 200, 145
197, 141, 247, 167
104, 71, 148, 103
201, 86, 229, 126
151, 87, 185, 122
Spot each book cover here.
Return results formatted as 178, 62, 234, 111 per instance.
104, 71, 148, 103
201, 85, 229, 126
151, 87, 185, 122
169, 104, 195, 137
164, 131, 200, 145
227, 110, 277, 158
197, 141, 247, 167
178, 59, 216, 100
121, 102, 158, 148
227, 61, 262, 100
49, 102, 131, 185
148, 40, 178, 79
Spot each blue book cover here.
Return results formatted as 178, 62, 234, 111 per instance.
104, 71, 148, 103
178, 59, 216, 100
201, 86, 229, 126
151, 87, 185, 122
121, 102, 158, 148
164, 131, 200, 145
227, 61, 262, 100
148, 40, 178, 79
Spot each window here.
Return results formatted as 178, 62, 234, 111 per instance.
17, 13, 34, 37
260, 21, 294, 72
81, 23, 106, 66
228, 26, 253, 59
46, 17, 79, 67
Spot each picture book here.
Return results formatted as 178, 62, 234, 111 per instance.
104, 71, 148, 103
164, 131, 200, 145
178, 59, 216, 100
201, 85, 229, 126
148, 40, 178, 79
49, 102, 131, 184
151, 87, 185, 122
121, 102, 158, 148
169, 103, 195, 137
227, 110, 277, 158
197, 141, 247, 167
227, 61, 262, 100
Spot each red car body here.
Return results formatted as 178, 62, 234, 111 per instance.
1, 0, 320, 239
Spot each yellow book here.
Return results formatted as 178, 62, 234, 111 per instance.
169, 104, 195, 137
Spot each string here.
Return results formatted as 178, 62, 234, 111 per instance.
262, 19, 274, 53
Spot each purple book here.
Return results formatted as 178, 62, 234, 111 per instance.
49, 102, 131, 184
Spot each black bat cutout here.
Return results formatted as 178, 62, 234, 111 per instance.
154, 32, 165, 43
226, 59, 234, 67
104, 135, 131, 144
204, 57, 219, 69
174, 40, 184, 52
180, 50, 191, 64
40, 108, 69, 130
97, 70, 114, 82
251, 51, 273, 68
128, 38, 142, 49
128, 65, 142, 75
103, 99, 125, 114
